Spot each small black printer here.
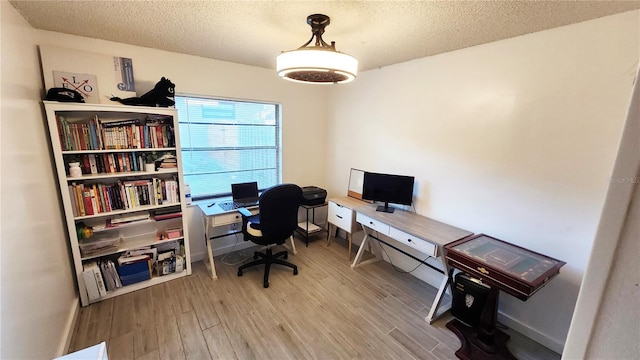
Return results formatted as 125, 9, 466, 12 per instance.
301, 186, 327, 206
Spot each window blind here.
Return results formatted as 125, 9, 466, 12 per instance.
175, 96, 281, 199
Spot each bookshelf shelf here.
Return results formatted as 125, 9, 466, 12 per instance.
44, 101, 192, 306
85, 270, 189, 303
73, 202, 180, 220
66, 169, 178, 181
80, 236, 186, 261
62, 147, 177, 154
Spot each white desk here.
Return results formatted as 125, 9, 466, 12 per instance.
351, 204, 473, 324
198, 201, 297, 279
327, 196, 369, 260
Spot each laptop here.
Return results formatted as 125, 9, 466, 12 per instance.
218, 182, 259, 211
232, 182, 259, 206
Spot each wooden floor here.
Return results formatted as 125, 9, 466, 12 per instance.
68, 235, 561, 360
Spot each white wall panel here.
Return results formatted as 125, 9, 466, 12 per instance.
1, 2, 78, 359
326, 10, 639, 353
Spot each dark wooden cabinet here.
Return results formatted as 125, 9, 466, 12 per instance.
444, 234, 565, 360
445, 234, 565, 300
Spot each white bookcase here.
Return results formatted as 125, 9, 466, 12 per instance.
44, 101, 191, 306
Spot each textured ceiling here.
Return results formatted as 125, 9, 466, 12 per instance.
10, 1, 640, 72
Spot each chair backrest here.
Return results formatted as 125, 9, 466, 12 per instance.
257, 184, 303, 243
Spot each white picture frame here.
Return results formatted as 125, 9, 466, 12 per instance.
348, 168, 365, 199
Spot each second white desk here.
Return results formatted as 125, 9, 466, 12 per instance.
351, 204, 473, 324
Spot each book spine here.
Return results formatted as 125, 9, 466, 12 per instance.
83, 187, 94, 215
97, 184, 108, 213
56, 115, 67, 151
162, 126, 168, 148
97, 154, 104, 173
95, 116, 104, 150
82, 262, 100, 301
104, 128, 111, 149
93, 265, 107, 297
82, 154, 91, 174
108, 154, 116, 173
68, 185, 78, 217
88, 120, 98, 150
80, 124, 89, 150
74, 183, 86, 216
118, 182, 128, 210
88, 154, 98, 174
113, 185, 124, 210
99, 260, 115, 292
156, 126, 163, 148
125, 184, 134, 209
116, 154, 124, 173
90, 185, 100, 214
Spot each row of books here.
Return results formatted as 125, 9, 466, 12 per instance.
83, 242, 184, 300
68, 179, 180, 217
56, 114, 175, 151
83, 255, 152, 300
71, 152, 159, 175
82, 261, 109, 301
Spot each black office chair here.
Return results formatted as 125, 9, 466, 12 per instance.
237, 183, 302, 288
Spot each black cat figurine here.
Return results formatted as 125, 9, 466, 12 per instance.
110, 77, 175, 107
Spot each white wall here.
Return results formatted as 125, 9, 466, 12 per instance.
326, 11, 639, 353
587, 147, 640, 359
1, 2, 78, 358
564, 65, 640, 359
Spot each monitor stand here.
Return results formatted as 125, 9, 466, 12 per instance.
376, 202, 395, 213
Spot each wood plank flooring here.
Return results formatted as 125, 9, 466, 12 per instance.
68, 235, 561, 360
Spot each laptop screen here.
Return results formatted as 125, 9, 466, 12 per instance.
231, 182, 259, 203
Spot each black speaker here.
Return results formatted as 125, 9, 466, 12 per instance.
451, 272, 491, 327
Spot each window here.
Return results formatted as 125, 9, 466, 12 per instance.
175, 95, 281, 200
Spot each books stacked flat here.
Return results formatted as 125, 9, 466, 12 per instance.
157, 154, 177, 169
111, 211, 150, 224
154, 207, 182, 221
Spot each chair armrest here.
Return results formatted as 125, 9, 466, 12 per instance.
237, 207, 252, 218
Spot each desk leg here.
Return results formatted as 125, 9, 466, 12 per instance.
426, 260, 452, 324
204, 217, 218, 280
350, 232, 369, 268
288, 235, 297, 255
350, 230, 382, 268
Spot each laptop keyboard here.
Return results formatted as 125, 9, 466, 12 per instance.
218, 201, 241, 211
218, 201, 257, 211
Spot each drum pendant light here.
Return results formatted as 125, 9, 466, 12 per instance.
276, 14, 358, 84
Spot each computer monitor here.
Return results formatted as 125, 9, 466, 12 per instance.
362, 172, 415, 213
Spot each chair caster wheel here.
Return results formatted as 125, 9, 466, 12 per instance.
293, 269, 298, 275
253, 254, 259, 260
238, 270, 243, 276
283, 252, 288, 259
263, 282, 269, 288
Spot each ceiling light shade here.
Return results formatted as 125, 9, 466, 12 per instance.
277, 14, 358, 84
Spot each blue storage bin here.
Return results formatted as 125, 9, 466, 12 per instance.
118, 259, 151, 286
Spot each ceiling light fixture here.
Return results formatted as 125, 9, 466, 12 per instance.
276, 14, 358, 84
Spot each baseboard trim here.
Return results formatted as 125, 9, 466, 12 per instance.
57, 297, 80, 357
498, 312, 564, 355
190, 240, 257, 263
